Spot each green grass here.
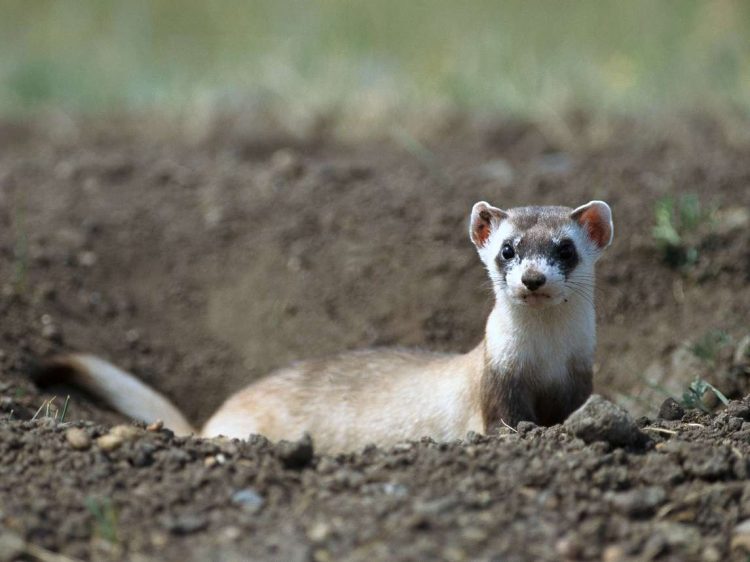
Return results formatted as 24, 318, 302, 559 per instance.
652, 194, 715, 269
2, 1, 750, 122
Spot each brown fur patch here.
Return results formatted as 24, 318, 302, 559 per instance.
479, 344, 593, 431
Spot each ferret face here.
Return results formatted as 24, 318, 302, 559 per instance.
470, 201, 613, 308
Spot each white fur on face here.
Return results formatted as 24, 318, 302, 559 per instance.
476, 216, 603, 310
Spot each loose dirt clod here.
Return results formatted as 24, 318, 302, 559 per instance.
564, 394, 648, 447
658, 397, 685, 421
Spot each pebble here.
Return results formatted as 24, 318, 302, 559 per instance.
78, 251, 98, 267
41, 323, 62, 342
162, 513, 208, 535
307, 521, 331, 542
65, 427, 92, 450
382, 483, 408, 497
555, 536, 582, 559
110, 424, 141, 440
97, 434, 124, 451
601, 545, 626, 562
231, 488, 264, 514
732, 518, 750, 550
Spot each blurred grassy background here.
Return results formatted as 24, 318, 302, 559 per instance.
1, 0, 750, 124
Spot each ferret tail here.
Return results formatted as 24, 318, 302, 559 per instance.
32, 353, 196, 436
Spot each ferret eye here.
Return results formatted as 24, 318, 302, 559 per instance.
501, 244, 515, 260
558, 240, 576, 260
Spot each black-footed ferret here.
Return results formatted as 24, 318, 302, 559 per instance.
35, 200, 613, 453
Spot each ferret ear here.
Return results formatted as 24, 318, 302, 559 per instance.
470, 201, 508, 248
571, 200, 613, 250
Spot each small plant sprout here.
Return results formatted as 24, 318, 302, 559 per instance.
652, 193, 714, 269
59, 395, 71, 423
681, 378, 730, 412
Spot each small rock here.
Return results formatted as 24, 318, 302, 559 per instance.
65, 428, 91, 450
307, 521, 331, 543
382, 483, 408, 497
702, 545, 722, 562
110, 424, 141, 441
733, 519, 750, 551
564, 395, 647, 447
601, 545, 626, 562
125, 329, 141, 344
96, 434, 123, 451
0, 532, 24, 561
41, 323, 62, 343
555, 535, 582, 558
162, 514, 208, 535
231, 488, 264, 514
77, 251, 98, 267
277, 433, 314, 469
221, 526, 241, 541
658, 398, 685, 421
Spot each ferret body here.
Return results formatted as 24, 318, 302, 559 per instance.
38, 200, 613, 453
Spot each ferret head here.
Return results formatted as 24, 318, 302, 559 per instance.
470, 201, 613, 308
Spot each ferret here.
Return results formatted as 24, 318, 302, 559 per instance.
35, 200, 613, 453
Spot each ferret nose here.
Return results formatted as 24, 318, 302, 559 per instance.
521, 271, 546, 291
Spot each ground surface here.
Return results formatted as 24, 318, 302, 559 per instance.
0, 113, 749, 560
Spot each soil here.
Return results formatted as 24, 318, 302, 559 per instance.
0, 112, 749, 561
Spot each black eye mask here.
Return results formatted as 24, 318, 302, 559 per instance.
495, 236, 580, 281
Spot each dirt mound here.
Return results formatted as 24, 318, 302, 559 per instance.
0, 113, 749, 560
2, 396, 750, 561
